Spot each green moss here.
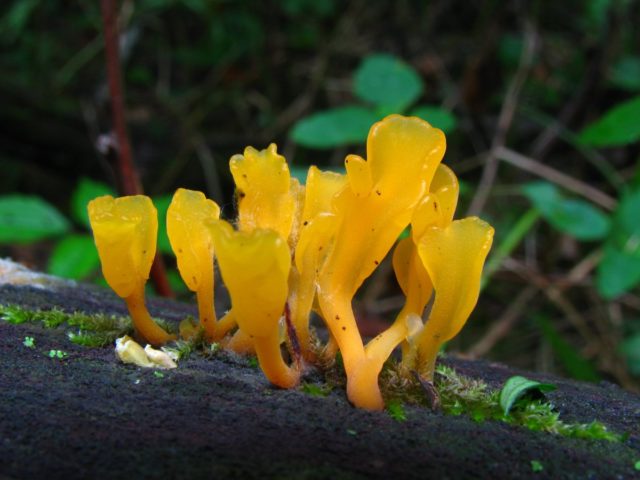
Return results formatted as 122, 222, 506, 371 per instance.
381, 363, 623, 442
0, 303, 132, 347
386, 399, 407, 422
301, 382, 332, 397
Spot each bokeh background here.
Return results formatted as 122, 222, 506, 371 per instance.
1, 0, 639, 391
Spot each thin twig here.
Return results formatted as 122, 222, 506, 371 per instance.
100, 0, 172, 297
495, 146, 616, 210
467, 285, 538, 358
100, 0, 138, 196
467, 21, 538, 216
503, 258, 600, 347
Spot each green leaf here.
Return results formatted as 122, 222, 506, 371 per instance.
609, 56, 640, 92
290, 106, 378, 149
47, 235, 100, 280
522, 182, 610, 240
499, 375, 556, 415
579, 95, 640, 147
410, 105, 457, 134
597, 188, 640, 298
530, 460, 544, 473
71, 178, 114, 228
0, 0, 38, 39
0, 195, 70, 243
153, 194, 174, 255
597, 246, 640, 299
353, 54, 423, 111
536, 315, 601, 381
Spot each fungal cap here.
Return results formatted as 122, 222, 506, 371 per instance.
88, 195, 157, 298
230, 143, 296, 239
209, 220, 291, 338
365, 114, 446, 204
417, 217, 494, 343
166, 188, 220, 291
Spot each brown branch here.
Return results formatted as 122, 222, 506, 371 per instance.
495, 146, 617, 210
100, 0, 172, 298
466, 285, 538, 358
100, 0, 138, 196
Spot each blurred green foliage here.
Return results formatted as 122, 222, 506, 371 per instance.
291, 54, 456, 148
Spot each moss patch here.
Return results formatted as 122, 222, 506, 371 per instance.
0, 303, 133, 347
382, 362, 623, 442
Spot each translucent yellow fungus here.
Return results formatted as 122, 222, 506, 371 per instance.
371, 162, 461, 362
317, 115, 446, 410
88, 114, 494, 410
209, 219, 300, 388
289, 166, 346, 359
230, 143, 296, 240
344, 163, 460, 410
409, 217, 494, 379
167, 188, 230, 341
88, 195, 175, 346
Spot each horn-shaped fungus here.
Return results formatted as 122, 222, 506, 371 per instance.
348, 163, 460, 409
408, 217, 494, 380
209, 220, 300, 389
317, 115, 446, 410
88, 195, 175, 346
377, 162, 461, 359
167, 188, 232, 341
289, 166, 346, 359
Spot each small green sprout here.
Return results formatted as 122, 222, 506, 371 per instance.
23, 336, 35, 348
499, 376, 556, 415
634, 460, 640, 471
153, 371, 165, 378
247, 356, 259, 368
386, 399, 407, 422
530, 460, 544, 473
301, 383, 332, 398
48, 349, 68, 359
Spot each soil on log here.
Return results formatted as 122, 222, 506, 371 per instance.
0, 281, 638, 480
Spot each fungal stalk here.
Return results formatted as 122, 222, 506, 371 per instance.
167, 188, 233, 341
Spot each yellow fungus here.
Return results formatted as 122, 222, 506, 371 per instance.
289, 166, 346, 359
317, 115, 446, 410
409, 217, 494, 379
209, 219, 299, 388
87, 114, 494, 410
230, 143, 296, 240
88, 195, 175, 346
167, 188, 228, 341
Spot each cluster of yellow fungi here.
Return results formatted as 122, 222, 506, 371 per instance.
88, 114, 494, 411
